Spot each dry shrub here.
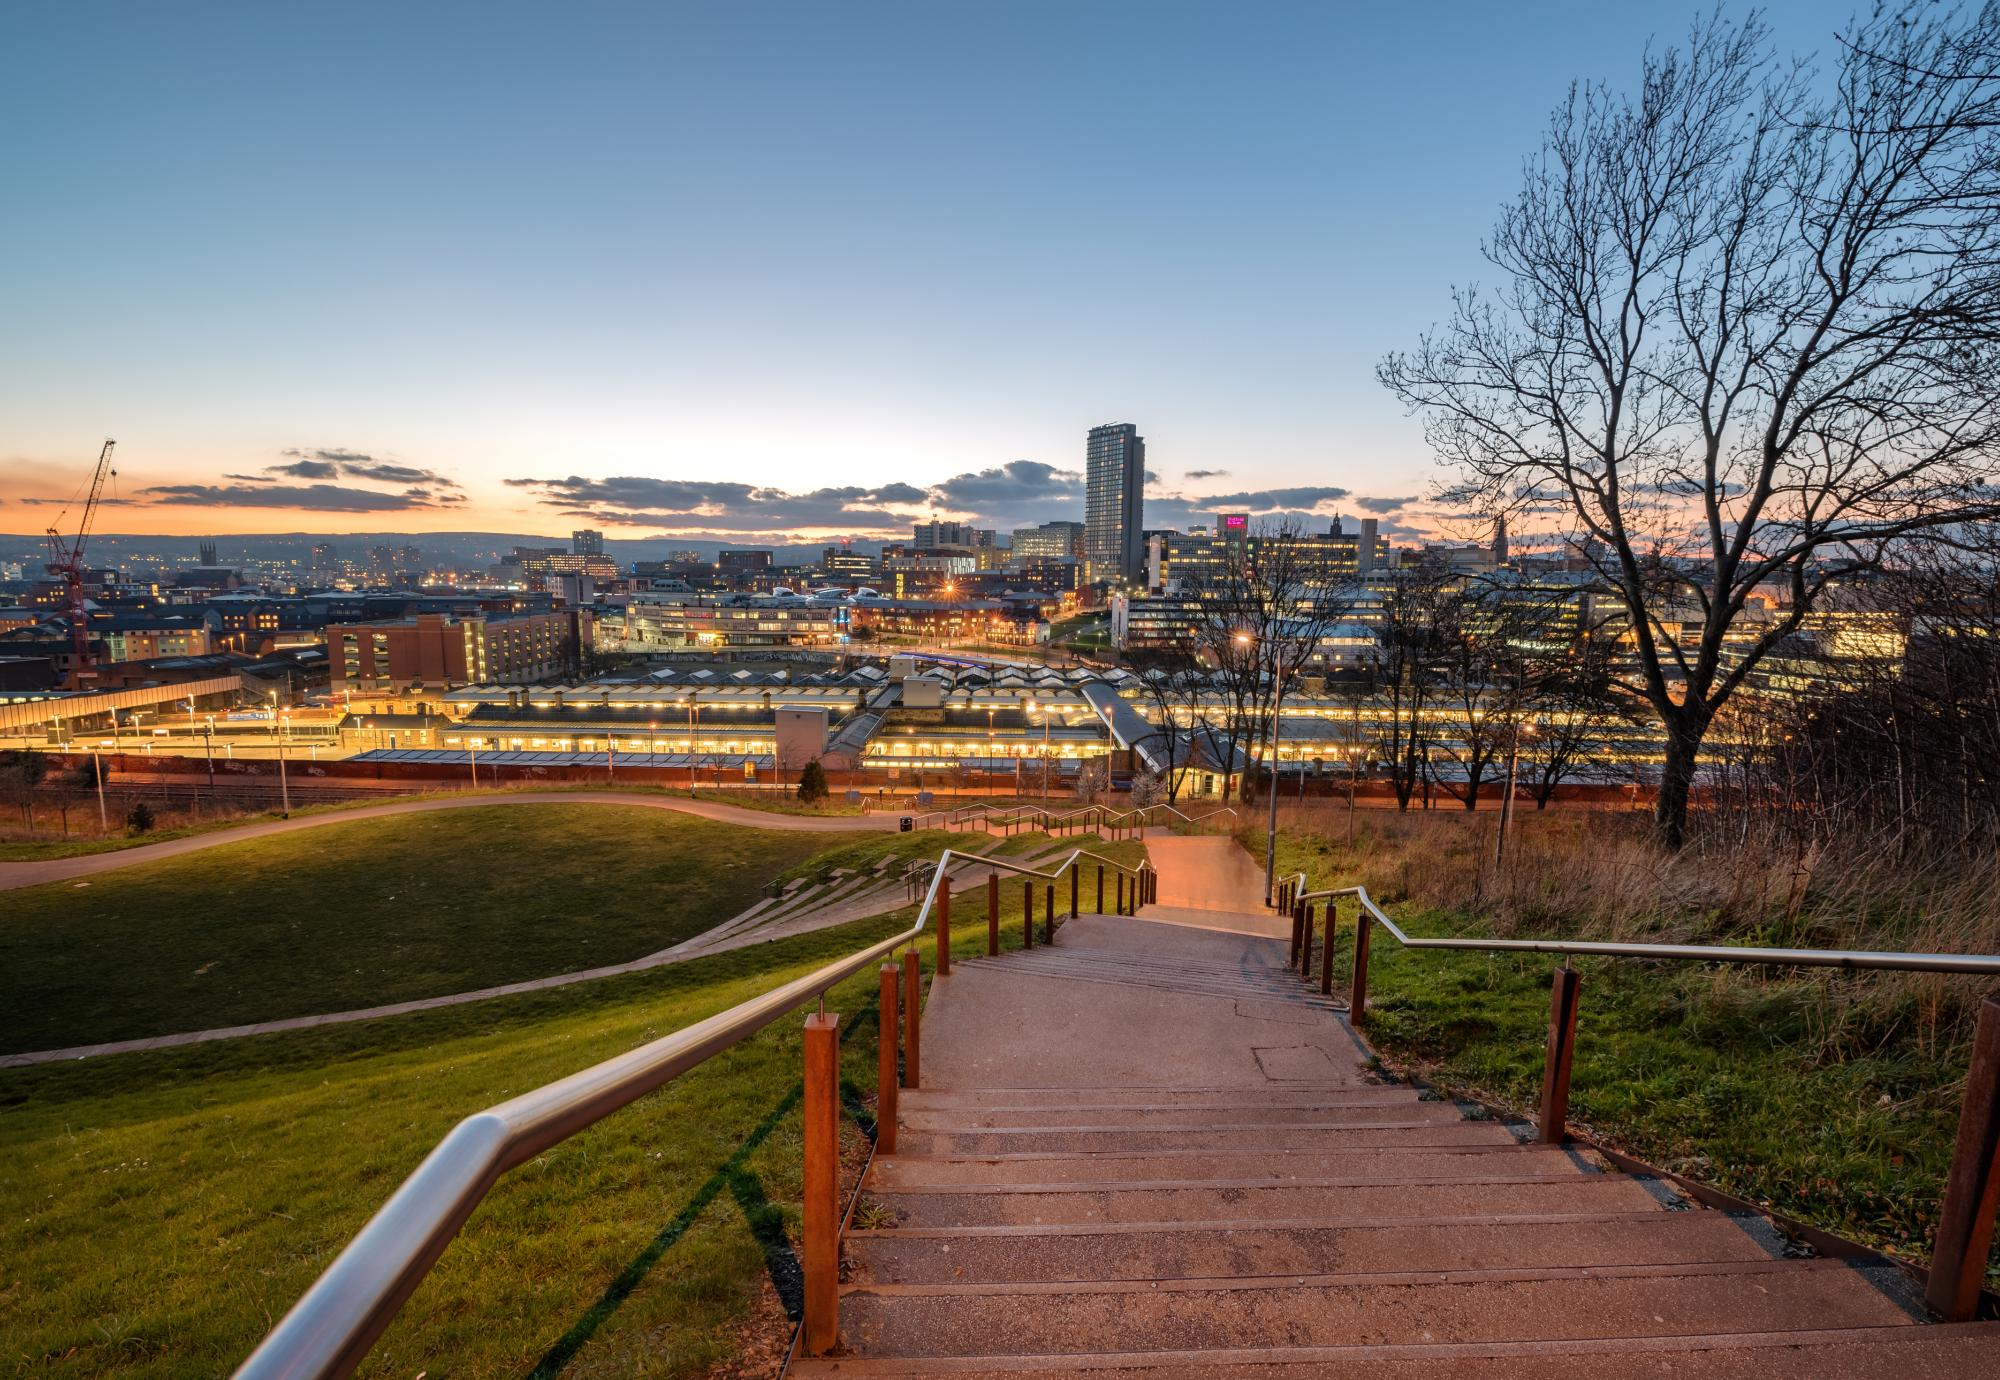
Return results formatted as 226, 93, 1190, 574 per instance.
1278, 802, 2000, 1054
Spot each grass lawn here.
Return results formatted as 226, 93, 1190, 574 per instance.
1250, 825, 1988, 1279
0, 806, 957, 1053
0, 897, 1045, 1379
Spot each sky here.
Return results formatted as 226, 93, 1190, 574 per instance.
1, 1, 1849, 546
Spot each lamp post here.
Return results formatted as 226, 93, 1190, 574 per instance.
1025, 699, 1052, 802
276, 713, 292, 816
1237, 633, 1289, 906
1496, 720, 1536, 866
92, 737, 107, 828
468, 731, 479, 790
683, 694, 702, 796
202, 714, 217, 802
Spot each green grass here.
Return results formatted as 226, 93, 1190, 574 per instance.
0, 782, 876, 862
0, 891, 1049, 1379
0, 806, 907, 1053
1251, 826, 1984, 1276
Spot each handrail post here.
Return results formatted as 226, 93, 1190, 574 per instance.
1070, 863, 1079, 918
1290, 904, 1305, 967
1539, 964, 1581, 1144
1023, 880, 1034, 949
986, 871, 999, 957
936, 883, 951, 977
801, 1011, 840, 1356
900, 951, 921, 1089
1044, 883, 1055, 943
1320, 899, 1336, 995
876, 964, 899, 1155
1928, 994, 2000, 1321
1116, 873, 1125, 914
1350, 912, 1372, 1027
1096, 864, 1105, 913
1299, 903, 1314, 979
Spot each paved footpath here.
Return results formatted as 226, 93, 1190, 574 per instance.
797, 838, 1999, 1377
0, 790, 898, 892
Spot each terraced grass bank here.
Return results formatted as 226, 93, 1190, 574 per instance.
0, 806, 955, 1054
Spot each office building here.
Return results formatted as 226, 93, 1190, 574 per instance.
1085, 422, 1145, 584
913, 521, 996, 550
1011, 521, 1086, 562
329, 609, 589, 691
572, 529, 605, 556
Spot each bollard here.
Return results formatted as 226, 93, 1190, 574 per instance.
1096, 864, 1105, 913
801, 1011, 840, 1356
936, 883, 951, 977
876, 963, 899, 1155
1044, 883, 1055, 943
1320, 899, 1336, 995
1928, 995, 2000, 1321
901, 950, 921, 1089
1023, 880, 1034, 949
1539, 964, 1581, 1144
1350, 913, 1372, 1027
987, 871, 1000, 956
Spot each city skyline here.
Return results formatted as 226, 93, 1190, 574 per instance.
4, 1, 1854, 542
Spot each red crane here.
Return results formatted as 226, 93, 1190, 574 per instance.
44, 438, 117, 685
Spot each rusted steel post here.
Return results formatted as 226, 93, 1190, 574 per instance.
801, 1011, 840, 1356
1096, 865, 1105, 913
1044, 883, 1055, 943
901, 950, 921, 1089
1928, 995, 2000, 1321
1289, 904, 1304, 967
1070, 863, 1079, 918
1320, 900, 1337, 995
1350, 914, 1372, 1027
986, 871, 999, 956
1023, 880, 1034, 949
1539, 964, 1582, 1144
936, 883, 951, 976
1116, 873, 1125, 914
876, 963, 899, 1155
1302, 904, 1317, 979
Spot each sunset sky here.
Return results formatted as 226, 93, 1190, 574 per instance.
2, 1, 1843, 544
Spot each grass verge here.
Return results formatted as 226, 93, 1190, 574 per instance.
1246, 813, 1995, 1284
0, 891, 1047, 1379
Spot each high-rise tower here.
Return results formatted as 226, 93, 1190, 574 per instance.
1084, 422, 1145, 584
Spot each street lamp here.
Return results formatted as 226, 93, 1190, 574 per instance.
1237, 631, 1289, 906
1496, 720, 1538, 866
1024, 699, 1053, 801
201, 713, 217, 803
682, 694, 703, 796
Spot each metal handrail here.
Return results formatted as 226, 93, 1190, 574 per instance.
909, 801, 1237, 834
1294, 883, 2000, 976
234, 841, 1153, 1380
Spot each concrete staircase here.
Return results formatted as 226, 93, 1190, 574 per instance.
791, 872, 1998, 1376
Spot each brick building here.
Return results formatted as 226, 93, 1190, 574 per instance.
329, 610, 590, 691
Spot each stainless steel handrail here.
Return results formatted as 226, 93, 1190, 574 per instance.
910, 801, 1237, 833
1294, 883, 2000, 977
235, 843, 1154, 1380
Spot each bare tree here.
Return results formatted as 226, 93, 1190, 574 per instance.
1381, 5, 2000, 847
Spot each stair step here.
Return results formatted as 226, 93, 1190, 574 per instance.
902, 1085, 1411, 1110
903, 1121, 1522, 1155
870, 1172, 1673, 1227
848, 1208, 1778, 1284
790, 1322, 2000, 1378
900, 1102, 1469, 1130
835, 1260, 1920, 1358
868, 1143, 1595, 1188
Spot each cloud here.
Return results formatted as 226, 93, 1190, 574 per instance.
505, 475, 931, 531
139, 482, 452, 512
926, 460, 1079, 509
1183, 468, 1229, 480
273, 448, 461, 490
1353, 494, 1417, 513
1188, 485, 1352, 512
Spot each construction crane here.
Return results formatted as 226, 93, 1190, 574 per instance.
44, 438, 117, 685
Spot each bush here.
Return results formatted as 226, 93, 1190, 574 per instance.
796, 758, 829, 804
125, 801, 155, 836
